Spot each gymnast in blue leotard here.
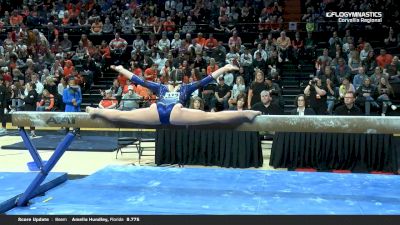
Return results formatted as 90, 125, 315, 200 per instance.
128, 68, 214, 124
86, 65, 260, 126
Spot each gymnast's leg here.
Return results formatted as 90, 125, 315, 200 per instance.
169, 104, 261, 126
86, 103, 161, 125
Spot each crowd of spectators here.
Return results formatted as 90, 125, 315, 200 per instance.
0, 0, 399, 135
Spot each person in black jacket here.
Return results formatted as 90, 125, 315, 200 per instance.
290, 94, 316, 116
334, 91, 362, 115
0, 76, 7, 133
22, 82, 38, 137
251, 90, 283, 115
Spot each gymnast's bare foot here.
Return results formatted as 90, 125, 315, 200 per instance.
110, 65, 123, 71
85, 106, 98, 115
244, 110, 261, 121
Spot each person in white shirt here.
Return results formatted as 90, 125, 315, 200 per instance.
240, 48, 253, 67
170, 33, 182, 51
25, 73, 44, 96
253, 44, 268, 61
131, 35, 146, 54
157, 32, 171, 51
228, 75, 246, 108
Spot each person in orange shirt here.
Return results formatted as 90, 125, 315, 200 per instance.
68, 4, 80, 20
131, 62, 143, 76
194, 32, 206, 48
144, 64, 158, 81
63, 60, 74, 77
117, 73, 128, 88
162, 16, 176, 35
204, 33, 218, 51
376, 49, 393, 69
98, 90, 118, 109
61, 11, 70, 26
9, 11, 23, 26
207, 58, 219, 75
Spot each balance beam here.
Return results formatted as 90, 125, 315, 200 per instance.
11, 111, 400, 134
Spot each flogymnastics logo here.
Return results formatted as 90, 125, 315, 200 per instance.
325, 12, 383, 23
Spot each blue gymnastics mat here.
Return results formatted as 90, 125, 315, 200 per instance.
0, 172, 68, 213
6, 165, 400, 215
1, 135, 118, 152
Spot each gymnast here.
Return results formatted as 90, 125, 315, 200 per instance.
86, 64, 260, 126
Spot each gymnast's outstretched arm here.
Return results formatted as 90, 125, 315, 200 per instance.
111, 65, 160, 94
186, 64, 239, 94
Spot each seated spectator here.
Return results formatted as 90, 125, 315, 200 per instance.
353, 66, 368, 90
102, 17, 114, 34
36, 89, 55, 111
376, 49, 393, 69
291, 32, 304, 68
266, 75, 283, 108
228, 31, 242, 49
131, 35, 146, 54
194, 32, 206, 48
362, 51, 377, 75
360, 43, 372, 61
193, 53, 206, 70
356, 77, 379, 116
59, 33, 72, 53
144, 64, 158, 81
207, 58, 219, 75
225, 47, 240, 65
119, 78, 134, 95
335, 58, 351, 82
204, 33, 218, 52
251, 90, 283, 115
98, 90, 118, 109
152, 17, 163, 35
339, 76, 356, 101
384, 27, 397, 48
162, 16, 176, 35
189, 96, 205, 110
276, 31, 291, 62
228, 76, 246, 108
304, 32, 316, 58
158, 32, 171, 51
119, 86, 142, 111
171, 33, 182, 51
370, 67, 384, 86
181, 16, 196, 34
383, 56, 400, 82
121, 15, 134, 34
240, 48, 253, 73
9, 10, 23, 27
108, 79, 123, 100
348, 50, 361, 75
90, 18, 103, 35
291, 94, 315, 115
377, 76, 397, 116
315, 48, 332, 75
334, 91, 362, 115
230, 93, 248, 111
211, 76, 231, 112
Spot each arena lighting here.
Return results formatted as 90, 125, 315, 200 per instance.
12, 112, 400, 134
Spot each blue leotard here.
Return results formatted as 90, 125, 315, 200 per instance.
130, 75, 214, 124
